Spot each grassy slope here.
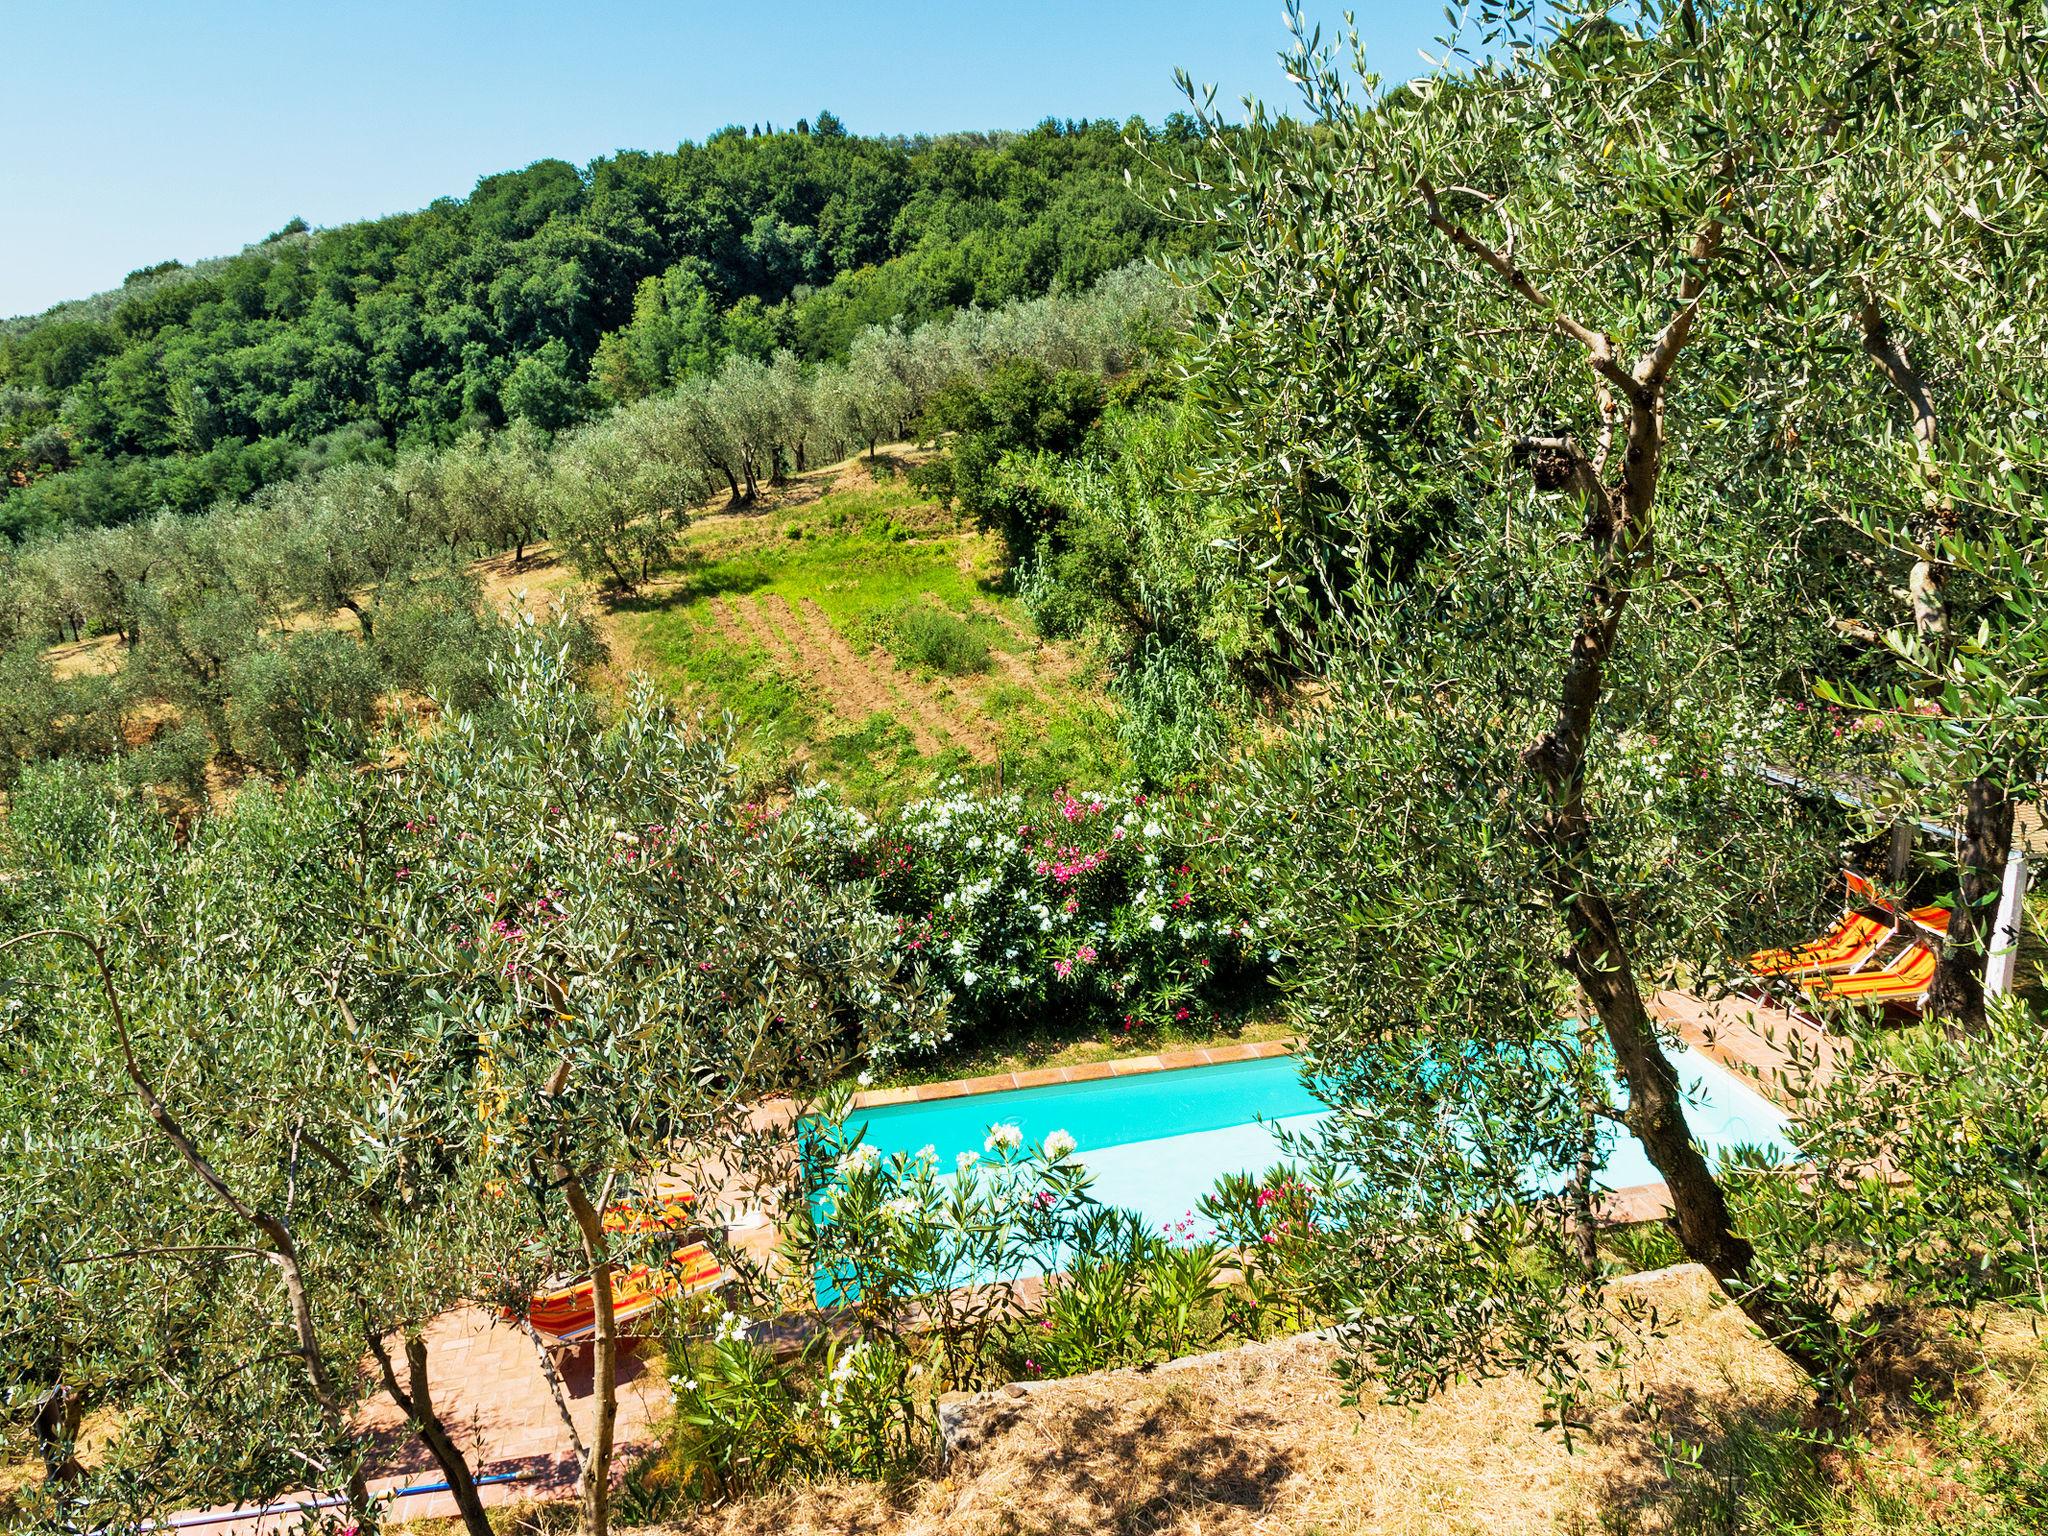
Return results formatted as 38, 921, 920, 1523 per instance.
594, 454, 1127, 809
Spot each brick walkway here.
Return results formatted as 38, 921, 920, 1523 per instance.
182, 1307, 675, 1532
1649, 986, 1840, 1102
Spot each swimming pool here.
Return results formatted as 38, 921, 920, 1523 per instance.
843, 1046, 1794, 1238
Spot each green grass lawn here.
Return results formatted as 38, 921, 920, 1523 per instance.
609, 474, 1128, 808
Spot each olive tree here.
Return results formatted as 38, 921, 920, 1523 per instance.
1770, 6, 2048, 1026
550, 406, 706, 592
1, 618, 936, 1536
1174, 0, 1923, 1404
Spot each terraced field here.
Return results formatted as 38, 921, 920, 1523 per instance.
596, 454, 1125, 806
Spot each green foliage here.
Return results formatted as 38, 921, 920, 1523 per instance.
1126, 0, 1993, 1421
1735, 996, 2048, 1373
792, 1112, 1097, 1389
1008, 399, 1269, 782
914, 358, 1106, 555
0, 643, 124, 788
222, 627, 380, 769
655, 1323, 933, 1503
1198, 1167, 1325, 1336
1013, 1209, 1225, 1378
0, 618, 936, 1526
882, 600, 991, 676
3, 120, 1198, 539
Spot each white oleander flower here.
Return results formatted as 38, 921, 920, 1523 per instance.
984, 1122, 1024, 1153
956, 1149, 980, 1173
1042, 1128, 1077, 1159
1149, 914, 1167, 932
856, 1070, 874, 1087
836, 1143, 881, 1177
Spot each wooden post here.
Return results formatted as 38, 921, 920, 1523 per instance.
1886, 822, 1914, 887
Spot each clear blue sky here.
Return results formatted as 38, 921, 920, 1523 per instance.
0, 2, 1442, 320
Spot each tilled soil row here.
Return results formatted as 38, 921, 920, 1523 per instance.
758, 593, 942, 756
778, 594, 998, 764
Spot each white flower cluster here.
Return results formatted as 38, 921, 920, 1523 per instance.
984, 1122, 1024, 1153
1041, 1128, 1077, 1159
814, 1337, 873, 1429
711, 1309, 754, 1345
835, 1142, 881, 1177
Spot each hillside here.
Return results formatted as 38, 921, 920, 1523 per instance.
475, 446, 1124, 807
622, 1267, 2048, 1536
0, 116, 1197, 540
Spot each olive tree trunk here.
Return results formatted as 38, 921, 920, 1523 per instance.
366, 1329, 495, 1536
1418, 182, 1838, 1382
1858, 295, 2013, 1030
560, 1172, 619, 1536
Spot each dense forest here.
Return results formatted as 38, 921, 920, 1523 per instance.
0, 114, 1193, 539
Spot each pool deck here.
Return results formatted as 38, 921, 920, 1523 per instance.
850, 1038, 1296, 1109
1649, 987, 1838, 1103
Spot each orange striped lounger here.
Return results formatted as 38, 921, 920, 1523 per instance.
522, 1241, 725, 1344
1804, 941, 1937, 1005
1749, 911, 1893, 977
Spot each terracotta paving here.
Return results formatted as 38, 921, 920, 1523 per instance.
183, 1305, 675, 1531
1648, 987, 1840, 1104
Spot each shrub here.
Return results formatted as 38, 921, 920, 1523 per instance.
795, 1106, 1097, 1388
1199, 1166, 1326, 1337
914, 359, 1106, 558
793, 779, 1278, 1065
223, 629, 380, 770
1010, 1207, 1226, 1379
884, 602, 990, 676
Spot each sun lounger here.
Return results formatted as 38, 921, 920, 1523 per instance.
522, 1241, 725, 1344
1804, 941, 1937, 1005
601, 1193, 695, 1235
1749, 911, 1893, 976
1748, 866, 1953, 981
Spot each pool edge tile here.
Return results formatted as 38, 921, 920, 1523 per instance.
850, 1086, 921, 1108
961, 1072, 1022, 1095
1061, 1062, 1116, 1083
852, 1043, 1306, 1110
1107, 1055, 1168, 1077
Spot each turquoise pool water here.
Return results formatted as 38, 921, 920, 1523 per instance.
844, 1047, 1794, 1238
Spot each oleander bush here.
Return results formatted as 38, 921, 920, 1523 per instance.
794, 778, 1279, 1064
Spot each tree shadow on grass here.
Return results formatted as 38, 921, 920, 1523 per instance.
609, 566, 772, 616
1586, 1305, 2048, 1534
1587, 1374, 1815, 1534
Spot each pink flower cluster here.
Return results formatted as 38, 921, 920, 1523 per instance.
1033, 846, 1109, 884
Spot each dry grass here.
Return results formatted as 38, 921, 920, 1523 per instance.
620, 1266, 2048, 1536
